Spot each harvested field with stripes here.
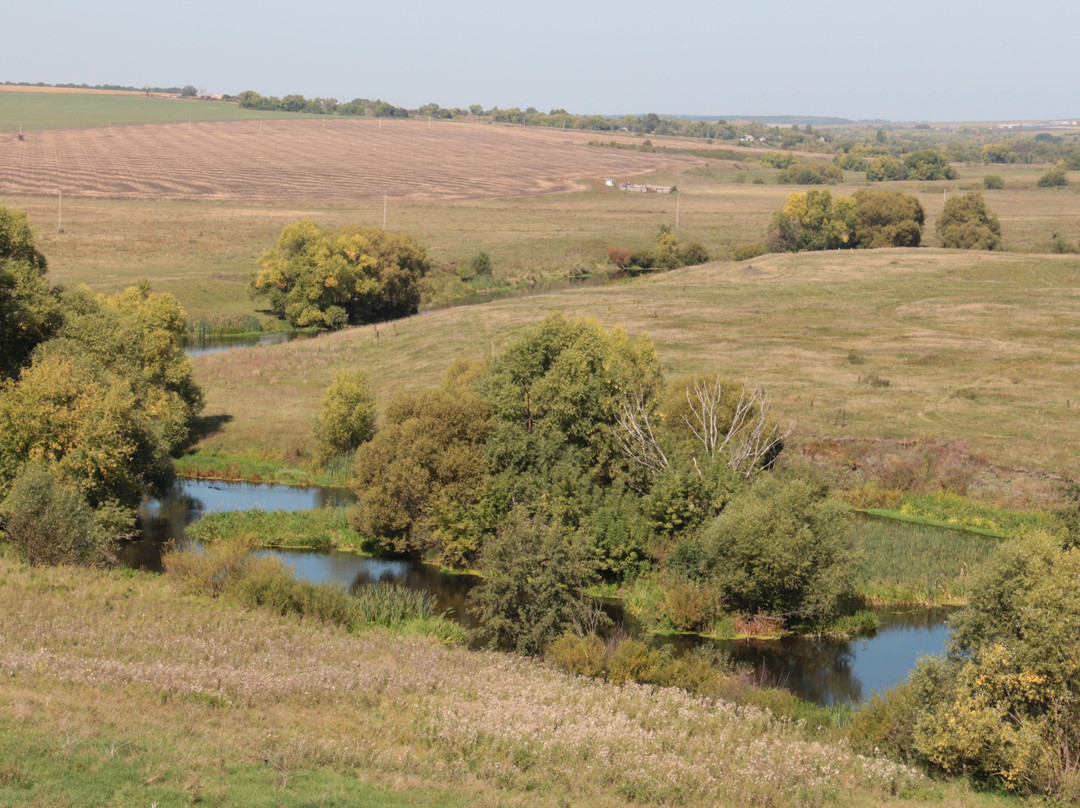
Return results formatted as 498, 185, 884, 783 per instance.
0, 117, 699, 202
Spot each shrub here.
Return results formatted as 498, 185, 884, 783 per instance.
873, 534, 1080, 798
1051, 234, 1080, 254
732, 242, 767, 261
467, 508, 606, 655
468, 250, 493, 276
314, 368, 377, 463
546, 633, 607, 678
676, 476, 862, 623
0, 462, 121, 567
1037, 167, 1068, 188
677, 241, 709, 266
983, 173, 1005, 190
936, 191, 1002, 250
606, 245, 633, 268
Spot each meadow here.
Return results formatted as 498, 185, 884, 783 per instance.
182, 248, 1080, 499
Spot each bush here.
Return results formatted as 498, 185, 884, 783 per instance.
674, 476, 862, 623
0, 462, 121, 567
468, 250, 493, 276
936, 191, 1002, 250
1051, 234, 1080, 254
467, 508, 606, 655
983, 173, 1005, 190
732, 242, 767, 261
1037, 167, 1068, 188
606, 245, 633, 268
871, 533, 1080, 798
677, 241, 709, 266
314, 368, 377, 463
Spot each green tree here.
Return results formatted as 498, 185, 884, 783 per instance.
467, 508, 605, 655
669, 476, 860, 623
983, 174, 1005, 190
251, 221, 429, 329
0, 207, 62, 380
903, 149, 957, 181
1037, 167, 1068, 188
851, 189, 926, 248
767, 189, 857, 252
349, 360, 491, 563
482, 314, 662, 507
314, 369, 377, 463
935, 191, 1002, 250
0, 462, 125, 566
865, 155, 906, 182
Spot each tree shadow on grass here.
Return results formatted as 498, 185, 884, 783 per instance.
186, 413, 233, 445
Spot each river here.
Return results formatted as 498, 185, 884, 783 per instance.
124, 478, 951, 706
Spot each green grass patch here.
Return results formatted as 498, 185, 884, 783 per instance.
869, 491, 1064, 539
175, 451, 340, 486
185, 507, 367, 552
853, 515, 1001, 605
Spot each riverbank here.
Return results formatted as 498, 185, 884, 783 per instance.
0, 555, 1006, 808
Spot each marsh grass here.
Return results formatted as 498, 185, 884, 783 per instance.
185, 507, 367, 552
853, 516, 999, 604
1, 555, 1000, 807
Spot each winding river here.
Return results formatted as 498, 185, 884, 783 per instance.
124, 478, 950, 706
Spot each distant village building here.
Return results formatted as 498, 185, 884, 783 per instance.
604, 178, 616, 186
618, 183, 677, 194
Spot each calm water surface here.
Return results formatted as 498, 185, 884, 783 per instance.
124, 478, 950, 705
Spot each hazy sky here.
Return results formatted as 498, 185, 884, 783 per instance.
6, 0, 1075, 122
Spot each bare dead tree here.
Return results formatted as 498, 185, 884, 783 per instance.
614, 385, 669, 476
615, 374, 793, 480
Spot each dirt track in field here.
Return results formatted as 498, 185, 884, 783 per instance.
0, 118, 700, 202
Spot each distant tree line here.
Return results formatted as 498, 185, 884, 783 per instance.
2, 81, 189, 94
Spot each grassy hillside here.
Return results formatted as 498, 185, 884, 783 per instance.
185, 249, 1080, 487
0, 555, 1009, 807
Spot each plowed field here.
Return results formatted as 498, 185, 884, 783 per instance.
0, 117, 698, 202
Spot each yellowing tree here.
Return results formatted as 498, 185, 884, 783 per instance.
251, 221, 429, 329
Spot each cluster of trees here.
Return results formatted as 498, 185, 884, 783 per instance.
324, 314, 860, 654
833, 148, 958, 181
767, 189, 1003, 253
249, 221, 429, 329
855, 532, 1080, 799
767, 189, 926, 252
0, 207, 202, 566
235, 90, 409, 118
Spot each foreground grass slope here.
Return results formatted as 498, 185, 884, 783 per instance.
0, 556, 1008, 807
188, 249, 1080, 483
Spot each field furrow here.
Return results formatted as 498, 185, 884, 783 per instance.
0, 118, 697, 202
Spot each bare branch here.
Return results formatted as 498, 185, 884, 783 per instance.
614, 387, 669, 476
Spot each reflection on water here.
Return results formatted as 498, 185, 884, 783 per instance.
120, 479, 353, 571
185, 331, 315, 358
123, 477, 951, 706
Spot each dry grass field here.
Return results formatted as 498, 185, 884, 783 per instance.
189, 249, 1080, 490
0, 117, 699, 202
